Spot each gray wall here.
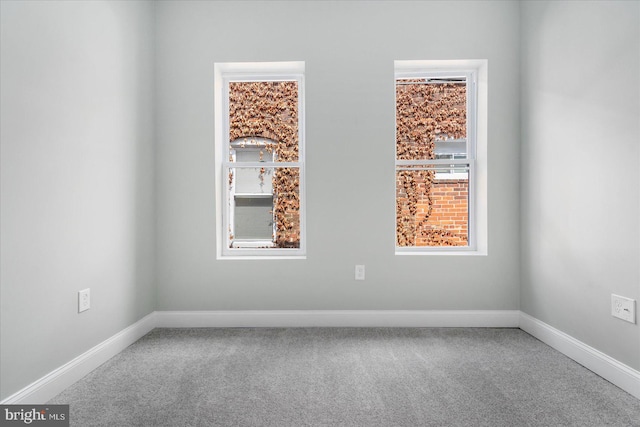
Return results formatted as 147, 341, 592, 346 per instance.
155, 0, 522, 311
0, 1, 156, 399
520, 1, 640, 370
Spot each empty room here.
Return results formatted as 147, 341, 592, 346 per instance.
1, 0, 639, 425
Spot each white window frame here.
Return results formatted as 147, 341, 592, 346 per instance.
394, 60, 487, 256
214, 62, 306, 259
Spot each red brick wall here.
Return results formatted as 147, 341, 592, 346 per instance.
417, 179, 468, 246
397, 174, 468, 247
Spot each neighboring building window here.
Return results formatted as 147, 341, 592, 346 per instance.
229, 138, 277, 248
395, 60, 487, 254
214, 62, 305, 258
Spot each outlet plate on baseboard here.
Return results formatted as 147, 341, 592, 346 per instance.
611, 294, 635, 324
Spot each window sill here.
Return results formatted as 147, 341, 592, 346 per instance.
395, 249, 487, 256
217, 255, 307, 261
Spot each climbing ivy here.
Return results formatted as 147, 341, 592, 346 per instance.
396, 80, 467, 246
229, 81, 300, 248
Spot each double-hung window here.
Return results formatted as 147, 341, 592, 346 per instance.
214, 62, 305, 259
395, 60, 487, 255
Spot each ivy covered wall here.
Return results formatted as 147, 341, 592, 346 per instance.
395, 81, 468, 246
228, 81, 301, 247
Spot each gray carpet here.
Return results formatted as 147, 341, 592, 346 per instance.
49, 328, 640, 426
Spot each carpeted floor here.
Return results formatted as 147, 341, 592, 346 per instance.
49, 328, 640, 426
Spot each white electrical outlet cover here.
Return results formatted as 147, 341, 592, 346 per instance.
78, 289, 90, 313
611, 294, 635, 324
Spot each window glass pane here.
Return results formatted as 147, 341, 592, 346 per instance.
235, 149, 261, 162
234, 197, 273, 240
231, 138, 278, 162
434, 139, 466, 156
396, 79, 467, 161
396, 166, 469, 247
229, 81, 299, 162
234, 166, 273, 194
273, 167, 300, 248
228, 166, 300, 249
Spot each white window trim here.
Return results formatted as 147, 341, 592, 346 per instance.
394, 59, 488, 256
214, 62, 306, 260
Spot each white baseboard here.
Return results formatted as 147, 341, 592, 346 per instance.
1, 312, 157, 405
154, 310, 521, 328
519, 312, 640, 400
4, 310, 638, 404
